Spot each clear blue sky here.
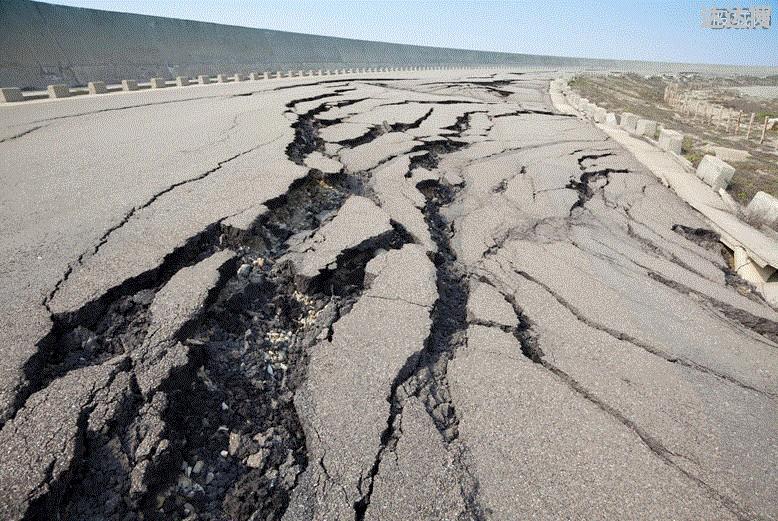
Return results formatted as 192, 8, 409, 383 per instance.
48, 1, 778, 66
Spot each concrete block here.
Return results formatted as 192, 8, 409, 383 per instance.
263, 72, 270, 80
317, 69, 323, 75
620, 112, 639, 133
122, 80, 139, 91
275, 71, 283, 79
88, 81, 107, 94
47, 84, 71, 98
249, 72, 260, 81
232, 73, 244, 82
635, 119, 657, 137
0, 87, 24, 102
658, 129, 683, 155
288, 70, 295, 77
696, 155, 735, 191
197, 75, 211, 84
734, 246, 778, 306
175, 76, 190, 87
215, 74, 227, 83
746, 192, 778, 226
150, 78, 167, 88
298, 70, 304, 77
605, 112, 618, 127
593, 106, 607, 123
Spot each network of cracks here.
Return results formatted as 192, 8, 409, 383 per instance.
5, 75, 777, 521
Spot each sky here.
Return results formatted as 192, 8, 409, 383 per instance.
47, 1, 778, 66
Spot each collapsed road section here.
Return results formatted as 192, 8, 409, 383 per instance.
1, 72, 777, 521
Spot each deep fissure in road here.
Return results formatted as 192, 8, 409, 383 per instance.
353, 121, 487, 520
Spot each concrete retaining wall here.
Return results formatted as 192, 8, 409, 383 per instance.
6, 1, 778, 90
0, 0, 616, 90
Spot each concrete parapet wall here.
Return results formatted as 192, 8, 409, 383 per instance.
5, 0, 773, 90
0, 0, 587, 90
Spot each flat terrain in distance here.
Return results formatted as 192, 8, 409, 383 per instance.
1, 70, 777, 521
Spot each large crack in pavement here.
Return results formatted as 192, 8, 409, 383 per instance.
505, 290, 757, 521
352, 120, 487, 520
5, 73, 777, 521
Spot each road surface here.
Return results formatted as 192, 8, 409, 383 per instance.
1, 70, 777, 521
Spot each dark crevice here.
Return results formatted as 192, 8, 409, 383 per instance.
625, 222, 714, 282
0, 124, 46, 143
12, 158, 376, 521
144, 223, 410, 521
503, 275, 755, 521
354, 174, 485, 521
492, 108, 570, 118
671, 225, 771, 306
647, 272, 778, 346
511, 269, 773, 396
377, 99, 488, 107
567, 152, 627, 214
29, 94, 227, 125
334, 107, 434, 149
671, 224, 721, 249
272, 78, 411, 92
442, 110, 489, 133
43, 144, 266, 314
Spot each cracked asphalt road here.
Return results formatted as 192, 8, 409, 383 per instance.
1, 70, 777, 520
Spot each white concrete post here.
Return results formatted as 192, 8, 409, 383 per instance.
122, 80, 139, 91
175, 76, 190, 87
0, 87, 24, 102
198, 75, 211, 85
217, 74, 228, 83
658, 129, 683, 155
150, 78, 167, 88
264, 72, 270, 80
88, 81, 107, 94
696, 155, 735, 191
47, 84, 70, 98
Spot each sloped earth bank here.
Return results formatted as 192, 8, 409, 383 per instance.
1, 73, 778, 521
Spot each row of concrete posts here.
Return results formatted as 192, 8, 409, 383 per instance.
560, 80, 742, 195
559, 79, 777, 228
1, 65, 484, 102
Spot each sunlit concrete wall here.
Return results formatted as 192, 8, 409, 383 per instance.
2, 0, 777, 90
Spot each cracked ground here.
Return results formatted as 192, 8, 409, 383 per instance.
1, 70, 777, 521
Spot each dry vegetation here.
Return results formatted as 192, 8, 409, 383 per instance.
568, 73, 778, 203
